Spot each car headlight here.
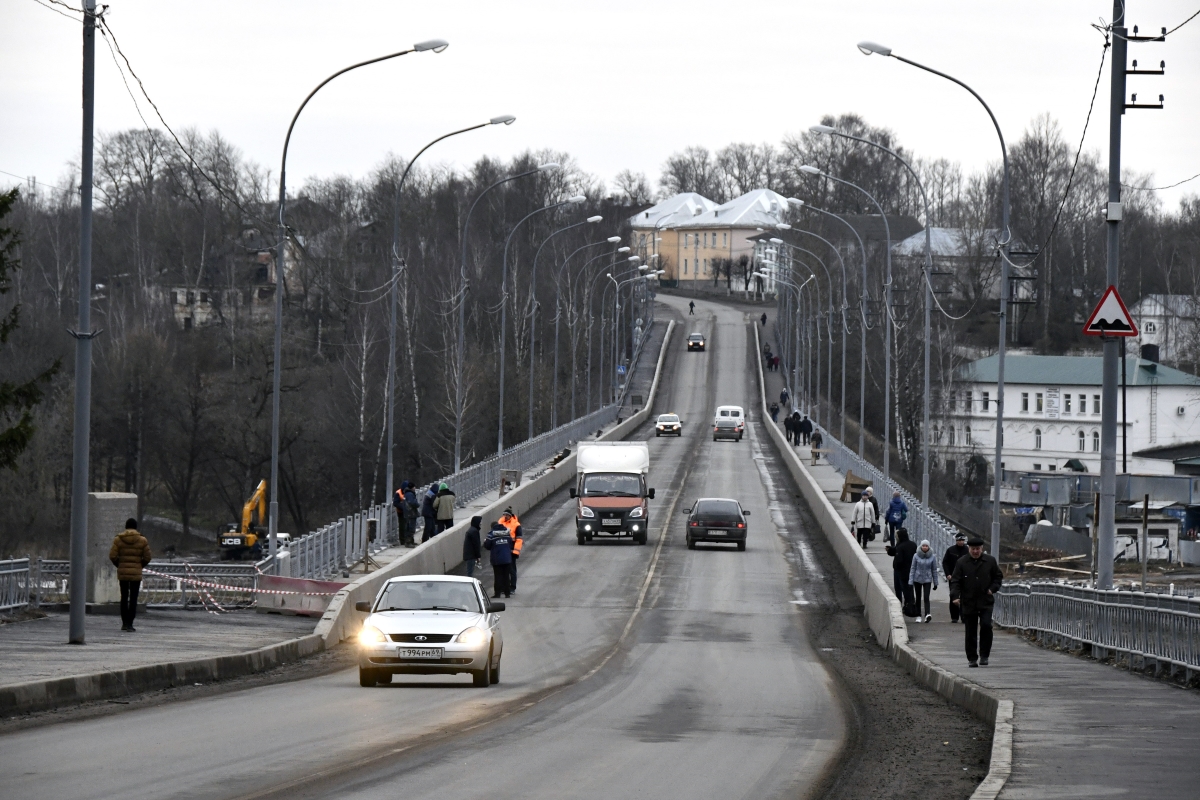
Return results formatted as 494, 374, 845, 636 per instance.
456, 626, 487, 646
359, 624, 385, 645
629, 506, 644, 518
580, 506, 595, 518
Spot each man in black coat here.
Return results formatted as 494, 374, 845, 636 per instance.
463, 516, 483, 577
942, 532, 970, 622
783, 413, 795, 443
950, 536, 1004, 667
885, 528, 917, 613
797, 414, 813, 445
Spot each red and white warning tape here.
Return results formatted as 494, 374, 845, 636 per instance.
142, 569, 343, 596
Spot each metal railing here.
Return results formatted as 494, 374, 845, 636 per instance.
995, 581, 1200, 678
0, 558, 32, 612
814, 423, 961, 558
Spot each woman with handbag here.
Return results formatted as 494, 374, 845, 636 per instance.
852, 492, 877, 549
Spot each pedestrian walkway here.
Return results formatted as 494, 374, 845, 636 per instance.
764, 358, 1200, 796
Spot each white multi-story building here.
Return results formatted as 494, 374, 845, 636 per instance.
941, 354, 1200, 476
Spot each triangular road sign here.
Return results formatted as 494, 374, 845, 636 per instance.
1083, 285, 1138, 337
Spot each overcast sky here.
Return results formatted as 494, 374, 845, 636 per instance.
3, 0, 1199, 210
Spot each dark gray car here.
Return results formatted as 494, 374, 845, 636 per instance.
683, 498, 750, 551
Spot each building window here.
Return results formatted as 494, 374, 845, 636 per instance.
683, 234, 689, 248
200, 292, 209, 304
1036, 393, 1044, 412
1034, 428, 1042, 449
950, 392, 957, 411
1093, 394, 1100, 413
1065, 394, 1072, 413
1093, 431, 1100, 452
723, 232, 727, 247
703, 233, 708, 247
1079, 394, 1087, 413
1021, 392, 1029, 412
965, 426, 971, 445
171, 291, 178, 305
1146, 321, 1157, 333
949, 427, 956, 446
1033, 463, 1042, 471
982, 391, 990, 412
683, 259, 688, 275
1078, 430, 1085, 451
186, 291, 195, 305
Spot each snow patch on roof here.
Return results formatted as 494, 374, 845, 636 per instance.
670, 188, 791, 230
629, 193, 717, 229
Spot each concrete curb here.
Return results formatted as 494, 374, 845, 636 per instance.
0, 633, 324, 718
750, 322, 1012, 798
313, 320, 676, 648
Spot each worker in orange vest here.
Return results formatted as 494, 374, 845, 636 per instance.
499, 507, 523, 595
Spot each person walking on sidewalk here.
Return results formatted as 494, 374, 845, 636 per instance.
433, 482, 456, 534
780, 387, 790, 408
483, 520, 514, 598
109, 518, 151, 632
761, 312, 767, 326
950, 537, 1004, 667
862, 486, 880, 532
886, 528, 918, 614
908, 539, 939, 622
769, 402, 780, 423
942, 533, 969, 622
689, 300, 695, 315
884, 490, 908, 546
499, 508, 524, 595
797, 414, 813, 445
784, 412, 795, 443
809, 428, 824, 464
852, 491, 877, 549
463, 516, 483, 577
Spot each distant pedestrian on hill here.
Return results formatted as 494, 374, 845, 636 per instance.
909, 539, 939, 622
483, 520, 514, 598
942, 533, 969, 622
852, 491, 877, 549
886, 527, 918, 614
950, 537, 1004, 667
109, 518, 151, 633
463, 516, 483, 577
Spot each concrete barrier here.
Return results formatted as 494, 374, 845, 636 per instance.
256, 575, 349, 617
750, 322, 1011, 799
314, 321, 676, 648
0, 633, 323, 717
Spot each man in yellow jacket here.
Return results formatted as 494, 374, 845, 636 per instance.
499, 508, 523, 595
109, 518, 152, 632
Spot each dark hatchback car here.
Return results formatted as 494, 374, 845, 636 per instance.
683, 498, 750, 551
687, 332, 706, 351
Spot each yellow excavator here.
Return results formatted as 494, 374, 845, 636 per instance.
219, 479, 267, 560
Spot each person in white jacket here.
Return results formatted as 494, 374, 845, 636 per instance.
852, 493, 877, 549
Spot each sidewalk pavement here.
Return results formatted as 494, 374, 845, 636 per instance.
767, 362, 1200, 796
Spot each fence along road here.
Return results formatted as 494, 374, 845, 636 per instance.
0, 299, 848, 800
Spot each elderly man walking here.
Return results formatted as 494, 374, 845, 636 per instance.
950, 537, 1004, 667
109, 518, 152, 632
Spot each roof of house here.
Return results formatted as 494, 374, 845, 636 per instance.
629, 193, 717, 229
1128, 294, 1200, 317
959, 354, 1200, 387
892, 227, 1000, 257
670, 188, 791, 230
1133, 441, 1200, 461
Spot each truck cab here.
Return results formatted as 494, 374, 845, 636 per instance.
570, 442, 654, 545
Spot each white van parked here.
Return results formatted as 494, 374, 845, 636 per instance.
713, 405, 745, 441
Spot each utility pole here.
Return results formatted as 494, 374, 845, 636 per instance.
67, 0, 98, 645
1099, 2, 1166, 589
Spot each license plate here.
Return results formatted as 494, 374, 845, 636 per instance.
398, 647, 443, 659
708, 530, 727, 535
602, 519, 621, 526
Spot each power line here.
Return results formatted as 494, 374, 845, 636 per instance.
29, 0, 81, 21
1122, 171, 1200, 192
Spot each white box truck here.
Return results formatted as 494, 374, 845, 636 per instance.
569, 442, 655, 545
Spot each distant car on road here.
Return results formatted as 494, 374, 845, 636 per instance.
354, 575, 504, 688
683, 498, 750, 551
687, 332, 706, 351
713, 405, 745, 441
655, 413, 682, 437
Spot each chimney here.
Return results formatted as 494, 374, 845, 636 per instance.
1141, 343, 1160, 363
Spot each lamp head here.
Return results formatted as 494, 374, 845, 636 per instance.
607, 236, 621, 243
654, 269, 666, 275
857, 40, 892, 56
799, 165, 822, 176
414, 39, 450, 53
628, 256, 641, 262
769, 237, 784, 244
809, 124, 836, 136
776, 223, 792, 230
586, 215, 603, 223
538, 162, 562, 172
567, 195, 587, 204
489, 114, 516, 126
617, 246, 630, 253
787, 197, 804, 207
638, 265, 649, 270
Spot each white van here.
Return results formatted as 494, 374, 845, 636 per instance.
713, 405, 745, 442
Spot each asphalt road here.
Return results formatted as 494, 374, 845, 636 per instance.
0, 296, 846, 800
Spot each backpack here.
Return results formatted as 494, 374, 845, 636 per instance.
903, 601, 919, 618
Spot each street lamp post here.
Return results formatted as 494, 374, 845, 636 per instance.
582, 247, 628, 413
497, 194, 586, 454
773, 238, 835, 431
270, 38, 448, 558
525, 215, 603, 439
455, 162, 560, 472
385, 114, 514, 512
553, 239, 621, 425
799, 166, 893, 479
858, 39, 1012, 559
810, 123, 936, 505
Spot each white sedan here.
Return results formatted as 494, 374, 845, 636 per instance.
354, 575, 504, 687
